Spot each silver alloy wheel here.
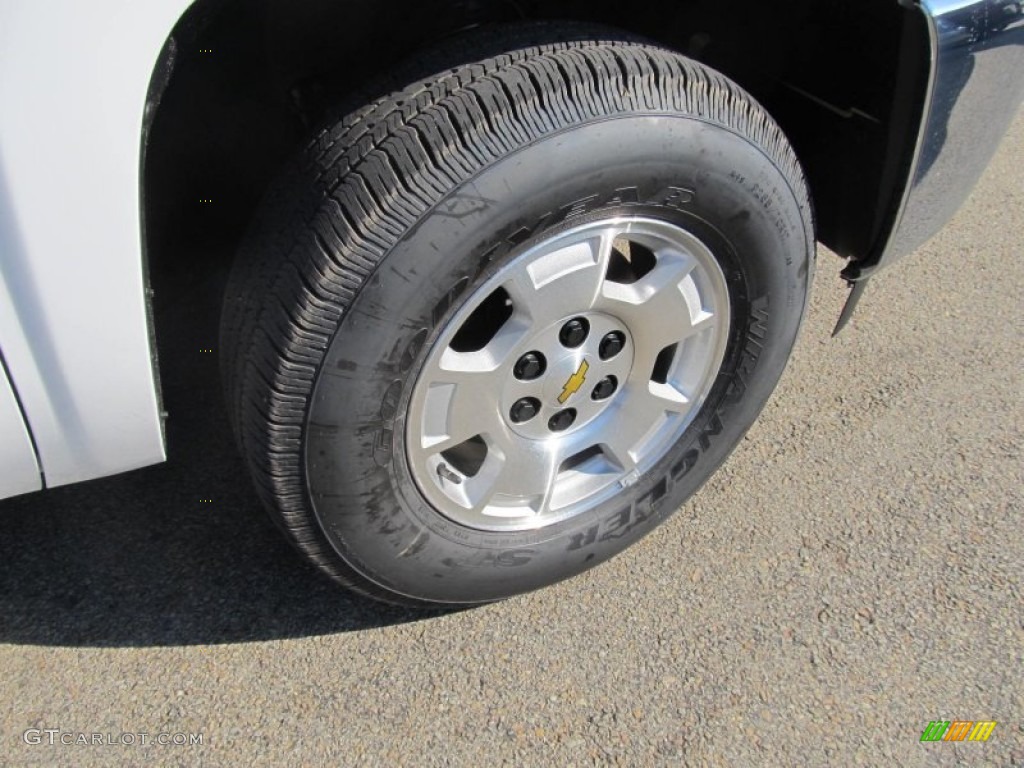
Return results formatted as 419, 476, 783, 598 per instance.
406, 217, 730, 532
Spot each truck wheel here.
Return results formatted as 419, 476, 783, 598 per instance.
220, 24, 814, 607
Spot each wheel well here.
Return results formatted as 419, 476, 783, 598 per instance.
144, 0, 929, 283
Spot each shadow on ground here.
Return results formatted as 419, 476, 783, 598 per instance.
0, 250, 439, 648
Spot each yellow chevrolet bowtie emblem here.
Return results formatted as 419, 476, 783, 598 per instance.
558, 359, 589, 405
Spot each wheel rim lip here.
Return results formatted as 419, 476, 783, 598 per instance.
405, 215, 731, 533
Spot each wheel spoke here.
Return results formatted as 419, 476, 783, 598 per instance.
599, 251, 716, 368
416, 353, 506, 453
599, 380, 692, 473
470, 439, 567, 515
503, 230, 616, 328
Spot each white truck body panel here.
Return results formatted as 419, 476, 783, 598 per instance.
0, 353, 39, 498
0, 0, 192, 495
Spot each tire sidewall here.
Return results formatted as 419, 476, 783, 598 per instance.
307, 114, 810, 603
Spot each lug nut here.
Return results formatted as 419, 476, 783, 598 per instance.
548, 408, 577, 432
513, 351, 546, 380
509, 397, 541, 424
559, 317, 590, 348
591, 375, 618, 400
599, 331, 626, 360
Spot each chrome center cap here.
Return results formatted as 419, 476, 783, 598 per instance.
501, 312, 633, 440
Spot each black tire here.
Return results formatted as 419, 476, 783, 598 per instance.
221, 23, 814, 607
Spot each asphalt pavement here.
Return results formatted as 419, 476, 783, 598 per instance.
1, 111, 1021, 767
